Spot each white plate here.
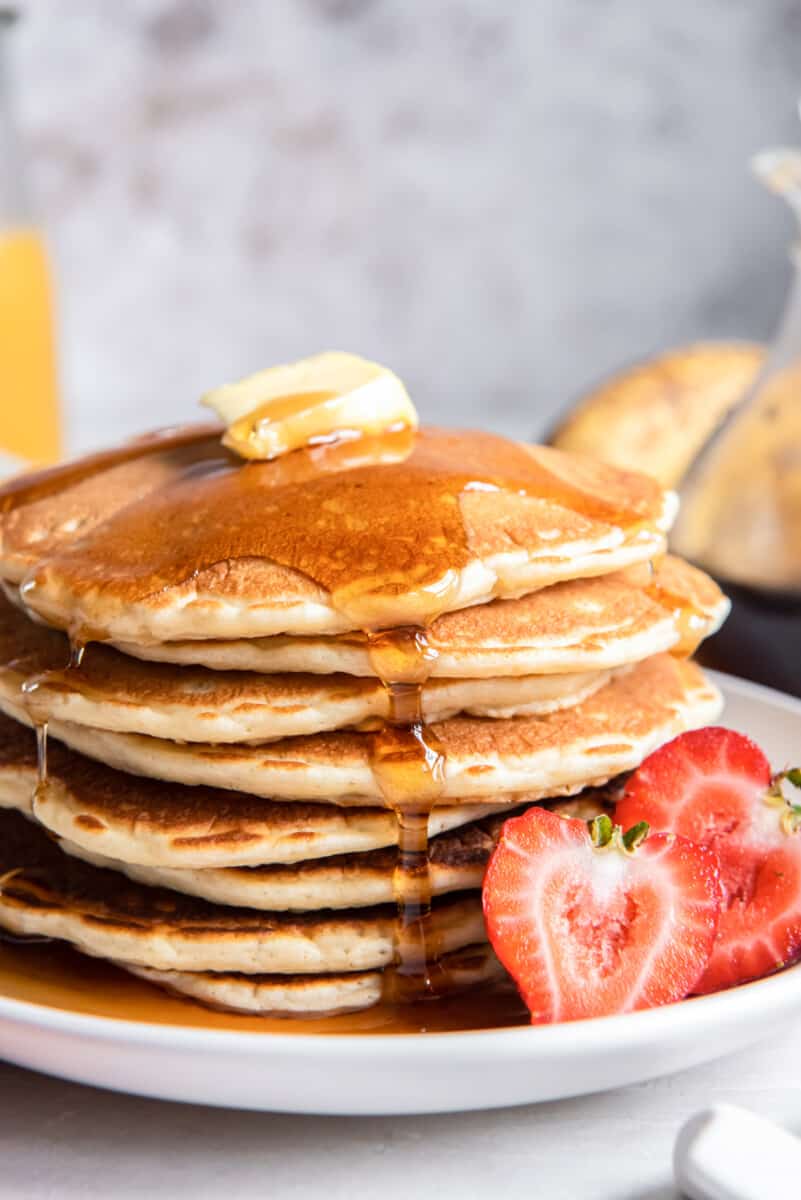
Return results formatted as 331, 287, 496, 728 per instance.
1, 670, 800, 1115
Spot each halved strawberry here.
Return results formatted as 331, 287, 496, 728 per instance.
615, 727, 801, 993
482, 808, 721, 1023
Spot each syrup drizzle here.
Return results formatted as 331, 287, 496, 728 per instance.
34, 721, 47, 785
0, 424, 220, 515
17, 610, 455, 999
21, 630, 91, 819
16, 683, 54, 945
646, 582, 709, 657
643, 559, 716, 659
365, 627, 448, 998
15, 631, 97, 951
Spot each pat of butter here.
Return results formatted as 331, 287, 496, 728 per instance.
201, 352, 418, 461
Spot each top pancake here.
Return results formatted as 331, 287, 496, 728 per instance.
0, 424, 674, 641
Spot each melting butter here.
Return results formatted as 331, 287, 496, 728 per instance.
201, 351, 418, 462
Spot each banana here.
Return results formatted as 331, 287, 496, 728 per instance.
549, 342, 762, 489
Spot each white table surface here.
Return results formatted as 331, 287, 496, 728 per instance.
2, 1026, 800, 1200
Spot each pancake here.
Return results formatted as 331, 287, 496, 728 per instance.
0, 709, 612, 897
0, 714, 613, 887
0, 425, 674, 641
0, 592, 615, 741
125, 962, 388, 1017
112, 556, 729, 679
65, 791, 607, 910
0, 707, 37, 817
0, 809, 485, 973
0, 712, 497, 867
68, 820, 503, 912
123, 944, 503, 1016
6, 656, 721, 806
64, 823, 501, 911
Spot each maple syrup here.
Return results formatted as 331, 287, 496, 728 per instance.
643, 579, 710, 658
223, 390, 415, 461
0, 424, 220, 515
225, 389, 340, 451
0, 940, 529, 1033
19, 628, 93, 872
21, 667, 52, 825
625, 555, 727, 660
364, 626, 448, 995
34, 720, 47, 784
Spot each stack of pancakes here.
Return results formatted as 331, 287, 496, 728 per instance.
0, 425, 728, 1016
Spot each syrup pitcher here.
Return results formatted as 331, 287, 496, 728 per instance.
673, 132, 801, 696
0, 7, 60, 477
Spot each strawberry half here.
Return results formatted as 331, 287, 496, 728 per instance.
482, 808, 721, 1023
615, 727, 801, 993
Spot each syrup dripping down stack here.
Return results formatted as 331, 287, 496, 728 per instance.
0, 422, 728, 1017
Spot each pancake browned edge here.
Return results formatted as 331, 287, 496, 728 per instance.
0, 712, 612, 908
0, 591, 617, 742
66, 800, 608, 912
67, 790, 611, 912
113, 555, 729, 678
120, 944, 504, 1017
5, 655, 723, 805
0, 809, 486, 974
0, 712, 497, 867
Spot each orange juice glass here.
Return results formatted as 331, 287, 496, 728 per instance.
0, 11, 60, 471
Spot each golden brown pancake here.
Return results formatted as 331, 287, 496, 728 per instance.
0, 809, 485, 973
65, 793, 608, 910
65, 821, 502, 911
0, 713, 609, 900
0, 707, 37, 816
111, 556, 729, 679
5, 655, 721, 805
0, 712, 497, 867
0, 592, 616, 742
0, 425, 673, 641
123, 944, 503, 1016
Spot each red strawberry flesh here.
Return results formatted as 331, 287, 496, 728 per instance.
616, 727, 771, 870
700, 844, 801, 992
482, 807, 720, 1023
615, 727, 801, 992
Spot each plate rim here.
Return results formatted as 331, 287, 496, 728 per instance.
1, 668, 800, 1056
1, 951, 801, 1060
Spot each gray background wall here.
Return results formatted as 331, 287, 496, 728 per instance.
13, 0, 801, 452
